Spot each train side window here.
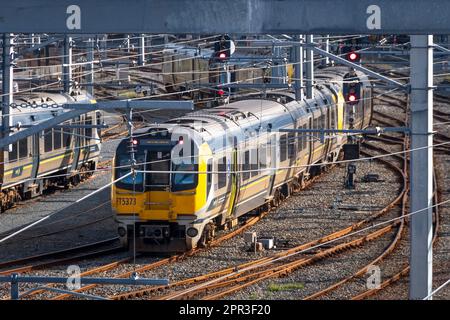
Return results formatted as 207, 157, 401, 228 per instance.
18, 138, 28, 159
8, 143, 18, 162
259, 144, 267, 169
331, 108, 336, 129
312, 119, 317, 138
302, 124, 308, 150
288, 132, 295, 159
280, 134, 287, 162
53, 128, 62, 150
242, 150, 250, 181
250, 148, 258, 178
217, 157, 227, 189
44, 128, 53, 152
85, 116, 93, 141
297, 130, 303, 152
63, 126, 72, 147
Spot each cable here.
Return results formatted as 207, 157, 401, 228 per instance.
0, 171, 132, 244
424, 278, 450, 300
166, 197, 450, 300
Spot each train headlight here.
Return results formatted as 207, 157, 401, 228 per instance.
118, 227, 127, 237
187, 227, 199, 238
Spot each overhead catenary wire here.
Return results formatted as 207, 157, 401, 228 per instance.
0, 34, 414, 98
0, 171, 132, 245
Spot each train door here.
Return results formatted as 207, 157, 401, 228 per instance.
227, 147, 239, 218
146, 149, 171, 211
306, 117, 314, 175
30, 133, 41, 191
266, 133, 277, 200
324, 107, 332, 159
70, 117, 81, 172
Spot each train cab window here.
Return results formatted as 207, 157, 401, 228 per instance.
280, 134, 287, 162
250, 148, 258, 178
8, 143, 18, 162
288, 133, 296, 159
217, 157, 227, 189
53, 129, 62, 150
63, 127, 72, 147
44, 128, 53, 152
115, 153, 146, 192
242, 151, 250, 181
172, 162, 197, 191
18, 138, 28, 159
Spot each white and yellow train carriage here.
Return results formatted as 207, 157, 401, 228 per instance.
112, 67, 373, 252
0, 91, 101, 212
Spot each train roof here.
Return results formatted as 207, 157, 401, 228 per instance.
9, 91, 92, 127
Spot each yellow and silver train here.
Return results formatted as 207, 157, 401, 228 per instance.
0, 91, 101, 212
112, 66, 373, 252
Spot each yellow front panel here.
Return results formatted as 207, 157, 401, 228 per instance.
113, 142, 212, 222
337, 91, 345, 130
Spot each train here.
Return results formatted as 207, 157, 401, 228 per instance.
0, 91, 101, 212
112, 66, 373, 252
161, 43, 292, 101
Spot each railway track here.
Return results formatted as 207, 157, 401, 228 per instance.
351, 174, 440, 300
301, 96, 442, 300
110, 148, 407, 300
7, 166, 325, 300
0, 237, 122, 277
303, 127, 408, 300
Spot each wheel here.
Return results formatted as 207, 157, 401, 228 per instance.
272, 189, 281, 207
197, 223, 215, 248
71, 174, 80, 186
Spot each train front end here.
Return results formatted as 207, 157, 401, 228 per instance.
111, 126, 211, 253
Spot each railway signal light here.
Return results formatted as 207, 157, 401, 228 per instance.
343, 71, 361, 105
347, 51, 360, 62
348, 90, 358, 103
346, 86, 360, 105
214, 35, 235, 62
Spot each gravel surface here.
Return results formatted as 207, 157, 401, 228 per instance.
1, 92, 448, 301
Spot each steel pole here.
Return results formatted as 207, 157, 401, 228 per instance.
86, 38, 94, 97
409, 35, 434, 300
139, 34, 145, 66
321, 35, 330, 67
63, 35, 72, 93
305, 34, 314, 99
293, 35, 304, 101
2, 33, 13, 143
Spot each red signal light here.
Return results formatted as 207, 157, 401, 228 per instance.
218, 89, 225, 96
219, 52, 227, 59
132, 139, 138, 145
178, 136, 184, 145
347, 51, 360, 62
348, 94, 357, 102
